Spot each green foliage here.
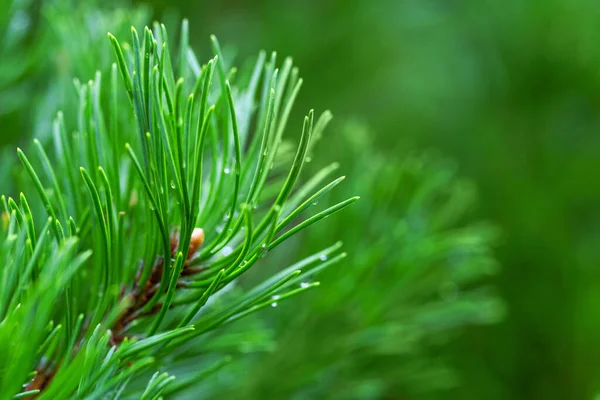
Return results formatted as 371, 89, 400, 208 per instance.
218, 122, 503, 399
168, 1, 600, 397
0, 19, 356, 398
0, 0, 41, 118
0, 1, 510, 399
0, 0, 147, 193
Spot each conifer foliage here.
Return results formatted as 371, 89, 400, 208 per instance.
0, 20, 357, 399
218, 124, 503, 399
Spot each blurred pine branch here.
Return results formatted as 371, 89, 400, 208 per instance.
216, 121, 503, 399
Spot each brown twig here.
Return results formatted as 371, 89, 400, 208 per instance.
25, 228, 206, 396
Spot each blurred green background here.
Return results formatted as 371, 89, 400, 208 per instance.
3, 0, 600, 398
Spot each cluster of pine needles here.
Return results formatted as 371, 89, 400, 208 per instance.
0, 20, 357, 399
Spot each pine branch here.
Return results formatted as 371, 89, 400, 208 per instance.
215, 124, 503, 398
0, 19, 356, 399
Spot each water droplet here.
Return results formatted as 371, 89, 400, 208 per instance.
305, 156, 312, 163
319, 254, 328, 261
263, 150, 268, 156
271, 302, 278, 307
271, 295, 280, 300
224, 167, 230, 174
312, 201, 319, 206
258, 243, 268, 258
300, 282, 310, 288
170, 181, 176, 189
